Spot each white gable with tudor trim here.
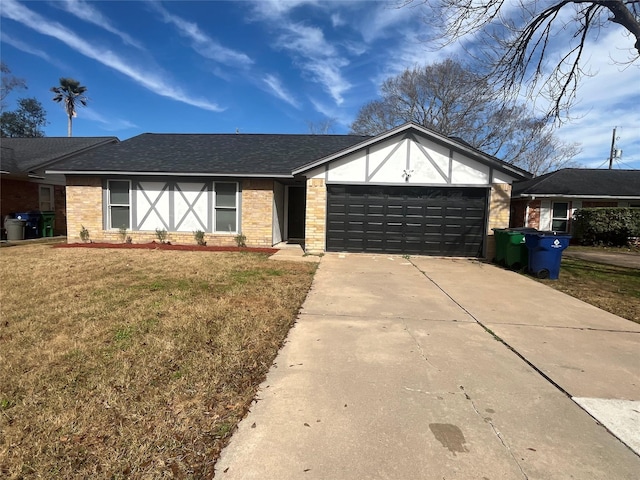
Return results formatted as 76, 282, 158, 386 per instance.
302, 125, 521, 186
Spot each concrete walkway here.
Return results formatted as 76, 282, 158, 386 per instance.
216, 254, 640, 479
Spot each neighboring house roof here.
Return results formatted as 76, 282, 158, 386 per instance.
0, 137, 119, 175
47, 133, 370, 177
512, 168, 640, 199
292, 122, 533, 180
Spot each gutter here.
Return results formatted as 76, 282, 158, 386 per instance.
515, 194, 640, 200
45, 170, 294, 178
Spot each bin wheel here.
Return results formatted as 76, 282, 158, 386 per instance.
536, 269, 550, 279
511, 262, 522, 270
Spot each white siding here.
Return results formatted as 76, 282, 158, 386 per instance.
137, 182, 170, 231
174, 182, 208, 232
313, 131, 521, 186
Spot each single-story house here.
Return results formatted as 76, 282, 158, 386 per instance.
47, 122, 531, 257
510, 168, 640, 232
1, 136, 119, 236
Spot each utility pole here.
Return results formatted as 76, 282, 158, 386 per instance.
609, 127, 617, 170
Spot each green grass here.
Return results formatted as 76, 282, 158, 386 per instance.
537, 256, 640, 323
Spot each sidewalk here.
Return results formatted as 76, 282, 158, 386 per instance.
216, 254, 640, 479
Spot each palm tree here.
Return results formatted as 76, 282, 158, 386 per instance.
51, 78, 87, 137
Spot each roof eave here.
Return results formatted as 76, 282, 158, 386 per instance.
515, 193, 640, 199
45, 169, 294, 178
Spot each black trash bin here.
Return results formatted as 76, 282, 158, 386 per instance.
524, 231, 572, 279
15, 211, 42, 239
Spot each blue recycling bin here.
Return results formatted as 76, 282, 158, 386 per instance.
15, 211, 42, 239
525, 232, 572, 280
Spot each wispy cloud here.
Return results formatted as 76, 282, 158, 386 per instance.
250, 0, 318, 21
1, 0, 223, 112
56, 0, 145, 50
80, 108, 138, 131
274, 22, 352, 105
263, 74, 300, 108
151, 2, 253, 67
1, 32, 54, 63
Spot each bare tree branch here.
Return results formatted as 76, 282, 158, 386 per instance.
409, 0, 640, 120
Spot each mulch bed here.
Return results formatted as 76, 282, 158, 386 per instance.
54, 241, 279, 254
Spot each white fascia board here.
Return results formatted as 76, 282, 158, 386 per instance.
516, 194, 640, 200
45, 170, 293, 178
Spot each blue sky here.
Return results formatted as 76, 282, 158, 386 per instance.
2, 0, 639, 170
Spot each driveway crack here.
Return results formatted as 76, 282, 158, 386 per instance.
403, 322, 438, 370
460, 386, 529, 480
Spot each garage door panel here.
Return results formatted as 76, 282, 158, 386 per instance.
326, 185, 487, 257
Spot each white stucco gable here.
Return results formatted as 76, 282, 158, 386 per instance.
296, 123, 529, 185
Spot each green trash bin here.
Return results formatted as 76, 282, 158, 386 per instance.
504, 228, 537, 269
492, 228, 508, 265
41, 211, 55, 237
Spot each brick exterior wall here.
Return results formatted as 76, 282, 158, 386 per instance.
65, 177, 274, 247
66, 177, 103, 242
526, 200, 541, 230
486, 183, 512, 260
305, 178, 326, 253
0, 179, 67, 236
240, 179, 274, 247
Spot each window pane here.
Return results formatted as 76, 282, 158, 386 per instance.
552, 219, 567, 232
552, 202, 568, 218
111, 206, 130, 229
216, 183, 237, 208
110, 181, 130, 205
215, 209, 236, 232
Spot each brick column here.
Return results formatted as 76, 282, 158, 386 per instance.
486, 183, 512, 260
241, 179, 273, 247
305, 178, 326, 253
66, 177, 103, 243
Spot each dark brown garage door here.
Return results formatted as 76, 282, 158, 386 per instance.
326, 185, 488, 256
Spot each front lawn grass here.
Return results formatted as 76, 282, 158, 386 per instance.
0, 245, 316, 479
537, 257, 640, 324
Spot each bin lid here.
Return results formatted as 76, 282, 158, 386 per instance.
527, 231, 572, 238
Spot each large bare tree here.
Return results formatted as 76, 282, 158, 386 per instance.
406, 1, 640, 120
350, 59, 579, 175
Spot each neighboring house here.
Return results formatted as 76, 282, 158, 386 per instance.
1, 137, 119, 236
47, 123, 531, 257
510, 168, 640, 233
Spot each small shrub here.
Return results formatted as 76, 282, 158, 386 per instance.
194, 230, 207, 246
234, 233, 247, 247
79, 225, 90, 243
118, 225, 127, 243
155, 228, 168, 244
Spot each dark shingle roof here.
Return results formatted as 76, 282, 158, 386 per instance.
48, 133, 371, 176
512, 168, 640, 197
0, 137, 118, 173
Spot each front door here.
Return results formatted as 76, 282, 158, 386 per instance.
286, 186, 306, 240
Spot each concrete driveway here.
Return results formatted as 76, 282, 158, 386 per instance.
216, 254, 640, 479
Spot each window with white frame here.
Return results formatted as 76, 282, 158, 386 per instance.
551, 202, 569, 232
214, 182, 238, 232
108, 180, 131, 229
39, 185, 54, 211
